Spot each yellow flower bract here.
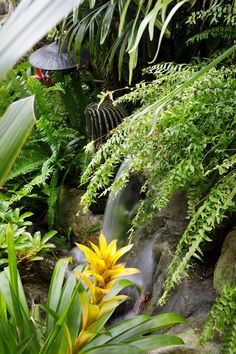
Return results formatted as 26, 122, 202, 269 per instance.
72, 233, 140, 353
75, 233, 140, 304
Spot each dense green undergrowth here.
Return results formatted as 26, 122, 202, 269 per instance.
0, 62, 88, 228
81, 60, 236, 304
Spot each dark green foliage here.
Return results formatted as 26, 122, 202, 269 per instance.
81, 60, 236, 302
186, 1, 236, 54
201, 281, 236, 354
0, 202, 56, 264
0, 62, 87, 227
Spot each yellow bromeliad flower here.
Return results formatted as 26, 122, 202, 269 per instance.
75, 233, 140, 304
72, 234, 140, 353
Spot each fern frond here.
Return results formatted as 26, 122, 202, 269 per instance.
201, 281, 236, 354
47, 169, 59, 229
159, 171, 236, 305
9, 158, 55, 204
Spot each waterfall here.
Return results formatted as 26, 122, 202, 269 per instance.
102, 158, 154, 319
102, 158, 142, 245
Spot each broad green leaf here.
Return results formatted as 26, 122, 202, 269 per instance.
148, 0, 173, 41
105, 312, 187, 344
46, 258, 70, 335
150, 0, 189, 63
127, 0, 142, 51
41, 230, 57, 244
13, 335, 35, 354
0, 0, 82, 78
81, 344, 143, 354
106, 279, 142, 298
6, 224, 18, 298
130, 334, 183, 350
128, 8, 158, 53
100, 3, 116, 44
41, 282, 81, 354
89, 0, 96, 9
129, 48, 138, 84
81, 315, 150, 350
118, 0, 131, 36
0, 293, 7, 321
0, 96, 35, 187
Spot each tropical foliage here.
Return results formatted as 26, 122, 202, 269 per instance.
1, 0, 236, 353
59, 0, 193, 83
80, 48, 236, 299
0, 202, 56, 265
0, 62, 88, 228
0, 229, 186, 353
186, 0, 236, 50
201, 282, 236, 354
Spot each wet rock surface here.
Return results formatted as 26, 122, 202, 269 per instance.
20, 255, 56, 306
214, 229, 236, 291
119, 189, 221, 352
55, 187, 102, 245
0, 0, 14, 26
0, 1, 7, 15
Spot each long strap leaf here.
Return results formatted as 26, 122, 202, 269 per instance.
0, 96, 35, 187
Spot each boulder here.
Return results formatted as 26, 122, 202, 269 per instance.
214, 229, 236, 291
55, 187, 102, 245
149, 328, 221, 353
0, 1, 14, 26
0, 1, 7, 15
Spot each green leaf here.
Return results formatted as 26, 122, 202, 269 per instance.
41, 282, 81, 354
13, 335, 34, 354
107, 313, 188, 344
100, 4, 116, 45
6, 224, 18, 299
82, 315, 150, 350
46, 258, 70, 335
0, 97, 35, 187
130, 334, 184, 350
118, 0, 131, 36
81, 344, 144, 354
150, 0, 189, 63
148, 0, 173, 41
42, 230, 57, 244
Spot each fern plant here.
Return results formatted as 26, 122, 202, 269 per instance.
0, 62, 87, 228
80, 49, 236, 303
186, 0, 236, 54
200, 279, 236, 354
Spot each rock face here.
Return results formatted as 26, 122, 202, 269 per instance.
117, 189, 221, 352
125, 190, 190, 312
0, 1, 14, 26
214, 229, 236, 292
55, 187, 102, 245
0, 1, 7, 15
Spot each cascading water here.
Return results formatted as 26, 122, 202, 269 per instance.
102, 158, 155, 319
102, 158, 142, 245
